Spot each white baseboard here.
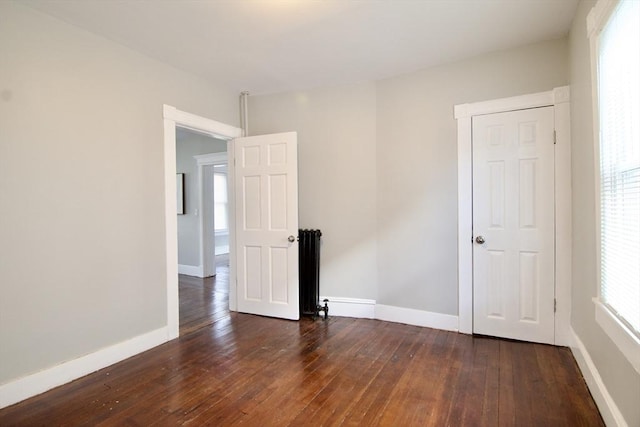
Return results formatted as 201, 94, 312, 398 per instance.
178, 264, 203, 277
375, 304, 459, 331
570, 327, 628, 427
320, 296, 375, 319
0, 327, 169, 409
319, 297, 459, 331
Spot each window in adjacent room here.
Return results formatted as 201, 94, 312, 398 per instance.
213, 170, 228, 232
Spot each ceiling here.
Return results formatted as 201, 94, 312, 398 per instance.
22, 0, 578, 95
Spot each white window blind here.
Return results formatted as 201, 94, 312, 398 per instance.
213, 172, 228, 231
597, 0, 640, 337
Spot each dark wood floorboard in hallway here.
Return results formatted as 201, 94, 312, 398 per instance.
179, 254, 229, 336
0, 262, 603, 426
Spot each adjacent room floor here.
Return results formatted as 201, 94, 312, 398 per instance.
0, 259, 603, 426
179, 254, 230, 336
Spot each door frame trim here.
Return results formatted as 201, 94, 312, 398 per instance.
454, 86, 572, 345
163, 105, 241, 339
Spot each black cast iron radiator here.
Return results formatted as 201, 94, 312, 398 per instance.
298, 229, 328, 319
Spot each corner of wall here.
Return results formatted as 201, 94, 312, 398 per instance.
569, 327, 630, 427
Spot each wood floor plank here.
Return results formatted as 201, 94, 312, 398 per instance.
191, 318, 359, 426
243, 324, 364, 425
512, 340, 538, 426
497, 340, 516, 427
423, 331, 469, 426
479, 337, 501, 426
326, 321, 420, 427
289, 320, 404, 427
0, 271, 605, 427
352, 324, 432, 426
440, 332, 478, 426
149, 317, 311, 425
323, 321, 418, 427
459, 336, 493, 425
376, 326, 437, 426
263, 318, 379, 426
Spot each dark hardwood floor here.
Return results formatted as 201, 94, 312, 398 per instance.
179, 254, 230, 336
1, 259, 603, 426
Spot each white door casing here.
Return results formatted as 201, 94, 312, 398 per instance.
472, 107, 555, 344
163, 105, 242, 339
235, 132, 300, 320
455, 87, 572, 346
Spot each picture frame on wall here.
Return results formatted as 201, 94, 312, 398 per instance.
176, 173, 185, 215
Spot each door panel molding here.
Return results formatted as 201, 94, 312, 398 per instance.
454, 87, 572, 345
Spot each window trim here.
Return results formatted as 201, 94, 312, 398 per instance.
594, 298, 640, 372
587, 0, 640, 374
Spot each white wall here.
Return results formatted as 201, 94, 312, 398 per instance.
568, 1, 640, 425
376, 38, 568, 313
215, 231, 229, 255
0, 2, 238, 385
176, 129, 226, 268
250, 83, 379, 301
250, 38, 568, 314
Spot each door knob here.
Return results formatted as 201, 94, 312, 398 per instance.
288, 235, 296, 243
475, 236, 485, 244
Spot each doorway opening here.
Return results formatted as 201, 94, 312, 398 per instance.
176, 128, 227, 278
194, 150, 229, 278
175, 128, 231, 334
163, 105, 242, 339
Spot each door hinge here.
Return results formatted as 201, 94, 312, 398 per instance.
553, 130, 557, 145
554, 298, 557, 313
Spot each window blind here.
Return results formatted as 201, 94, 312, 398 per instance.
214, 172, 228, 231
598, 0, 640, 336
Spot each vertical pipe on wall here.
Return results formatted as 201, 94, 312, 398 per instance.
240, 91, 250, 137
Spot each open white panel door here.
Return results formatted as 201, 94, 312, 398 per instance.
235, 132, 299, 320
